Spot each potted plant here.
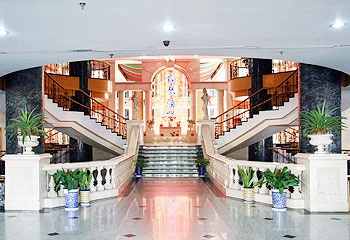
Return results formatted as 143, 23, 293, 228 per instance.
237, 165, 255, 203
78, 169, 93, 207
195, 158, 210, 177
300, 100, 346, 153
135, 157, 147, 177
52, 169, 82, 211
6, 106, 47, 154
187, 119, 195, 129
147, 119, 154, 130
257, 166, 300, 211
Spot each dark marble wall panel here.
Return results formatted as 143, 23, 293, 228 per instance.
69, 61, 93, 162
248, 137, 273, 162
69, 138, 92, 162
69, 61, 91, 115
248, 59, 273, 161
4, 67, 44, 154
299, 63, 342, 153
249, 58, 272, 115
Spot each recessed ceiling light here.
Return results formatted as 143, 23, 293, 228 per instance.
0, 29, 9, 36
161, 23, 176, 31
331, 21, 345, 28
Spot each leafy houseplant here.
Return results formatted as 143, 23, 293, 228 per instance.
53, 169, 82, 192
300, 100, 346, 136
136, 157, 147, 168
257, 166, 300, 210
6, 106, 47, 143
52, 169, 83, 211
195, 158, 210, 167
196, 158, 210, 177
237, 165, 255, 188
258, 166, 300, 194
79, 169, 93, 191
78, 169, 93, 207
238, 165, 255, 203
135, 157, 147, 177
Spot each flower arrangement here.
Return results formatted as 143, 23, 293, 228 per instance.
146, 119, 154, 125
187, 119, 195, 124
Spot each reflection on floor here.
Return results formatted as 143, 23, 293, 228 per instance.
1, 178, 350, 240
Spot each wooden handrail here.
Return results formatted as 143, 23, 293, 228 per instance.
44, 72, 127, 138
214, 69, 298, 138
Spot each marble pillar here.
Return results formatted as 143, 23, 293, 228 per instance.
4, 67, 45, 154
299, 63, 342, 153
248, 59, 273, 161
69, 61, 92, 161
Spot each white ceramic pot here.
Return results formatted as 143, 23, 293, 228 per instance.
17, 135, 40, 154
307, 134, 333, 154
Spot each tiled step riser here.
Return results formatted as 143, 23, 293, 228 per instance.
142, 173, 199, 178
139, 145, 203, 178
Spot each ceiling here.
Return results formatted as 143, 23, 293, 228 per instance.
1, 0, 350, 77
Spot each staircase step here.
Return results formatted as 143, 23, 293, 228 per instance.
138, 144, 203, 178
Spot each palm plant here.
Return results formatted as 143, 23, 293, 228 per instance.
300, 100, 346, 136
6, 106, 47, 143
238, 165, 255, 188
257, 166, 300, 194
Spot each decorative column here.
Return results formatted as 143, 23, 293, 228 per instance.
3, 153, 51, 210
299, 63, 342, 153
4, 67, 45, 154
295, 153, 349, 212
145, 90, 152, 121
118, 90, 125, 117
108, 61, 116, 112
190, 89, 197, 121
217, 90, 224, 116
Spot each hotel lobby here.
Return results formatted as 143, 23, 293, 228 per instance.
1, 1, 350, 240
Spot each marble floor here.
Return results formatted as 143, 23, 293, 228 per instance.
0, 178, 349, 240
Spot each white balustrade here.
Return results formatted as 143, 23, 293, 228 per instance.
206, 153, 306, 209
42, 154, 134, 209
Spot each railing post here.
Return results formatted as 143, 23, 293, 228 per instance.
3, 154, 51, 211
295, 153, 349, 212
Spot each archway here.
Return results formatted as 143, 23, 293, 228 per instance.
151, 65, 190, 135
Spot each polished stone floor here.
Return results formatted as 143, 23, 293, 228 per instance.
0, 178, 349, 240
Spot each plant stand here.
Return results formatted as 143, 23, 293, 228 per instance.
308, 134, 333, 154
18, 135, 40, 154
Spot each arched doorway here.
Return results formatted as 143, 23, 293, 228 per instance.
151, 66, 190, 135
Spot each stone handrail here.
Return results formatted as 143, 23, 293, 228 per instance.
42, 154, 135, 209
206, 153, 305, 208
200, 121, 305, 209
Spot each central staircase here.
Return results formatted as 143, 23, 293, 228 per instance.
139, 145, 203, 177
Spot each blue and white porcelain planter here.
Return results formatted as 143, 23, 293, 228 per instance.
198, 166, 206, 177
271, 189, 287, 211
136, 167, 143, 177
64, 189, 79, 211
